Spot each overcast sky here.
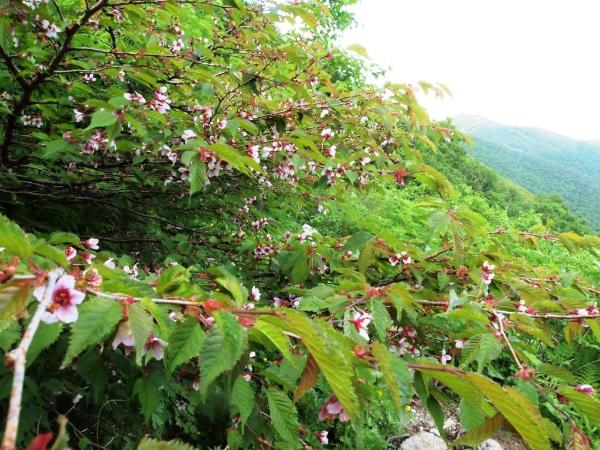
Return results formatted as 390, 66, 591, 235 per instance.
341, 0, 600, 140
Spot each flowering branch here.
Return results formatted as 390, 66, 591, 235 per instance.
2, 270, 58, 450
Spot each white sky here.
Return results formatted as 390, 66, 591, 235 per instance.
341, 0, 600, 140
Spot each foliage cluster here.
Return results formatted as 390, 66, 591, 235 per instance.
1, 1, 600, 450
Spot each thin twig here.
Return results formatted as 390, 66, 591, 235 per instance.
2, 271, 59, 450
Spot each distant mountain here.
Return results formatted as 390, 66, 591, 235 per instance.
453, 114, 600, 230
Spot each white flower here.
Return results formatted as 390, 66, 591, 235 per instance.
73, 108, 85, 122
83, 73, 96, 83
250, 286, 261, 301
320, 128, 333, 139
83, 237, 99, 250
144, 335, 167, 360
181, 129, 197, 142
34, 274, 85, 324
112, 321, 135, 349
350, 310, 372, 341
104, 258, 116, 269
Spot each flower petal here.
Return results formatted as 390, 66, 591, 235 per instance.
55, 305, 79, 323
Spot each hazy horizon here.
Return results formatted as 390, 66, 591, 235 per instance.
341, 0, 600, 141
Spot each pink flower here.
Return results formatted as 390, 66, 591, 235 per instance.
316, 431, 329, 445
82, 237, 99, 250
454, 338, 467, 349
439, 349, 451, 365
85, 268, 102, 289
34, 274, 85, 323
83, 73, 96, 83
389, 254, 400, 266
250, 286, 261, 302
81, 252, 95, 264
124, 92, 146, 104
481, 260, 495, 285
319, 395, 349, 422
65, 246, 77, 261
170, 38, 184, 52
321, 128, 334, 139
400, 251, 412, 264
576, 308, 590, 317
112, 320, 135, 350
144, 334, 167, 360
73, 108, 85, 122
325, 145, 336, 157
575, 384, 596, 397
350, 310, 372, 341
217, 119, 228, 129
181, 129, 197, 142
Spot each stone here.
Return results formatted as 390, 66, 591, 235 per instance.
400, 431, 446, 450
478, 439, 505, 450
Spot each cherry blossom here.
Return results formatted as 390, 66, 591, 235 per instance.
82, 238, 99, 250
250, 286, 261, 302
83, 73, 96, 83
319, 395, 349, 422
104, 258, 116, 269
454, 338, 467, 349
320, 128, 334, 139
316, 431, 329, 445
575, 384, 596, 396
124, 92, 146, 104
65, 246, 77, 261
34, 274, 85, 324
439, 349, 452, 365
481, 260, 496, 285
149, 86, 171, 114
325, 145, 336, 157
81, 252, 95, 264
85, 268, 102, 289
217, 119, 228, 129
73, 108, 85, 122
143, 334, 167, 360
350, 310, 372, 341
112, 321, 135, 350
170, 38, 185, 52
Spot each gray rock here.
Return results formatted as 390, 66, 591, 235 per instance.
400, 431, 446, 450
478, 439, 505, 450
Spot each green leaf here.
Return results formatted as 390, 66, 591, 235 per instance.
85, 109, 117, 130
33, 243, 69, 267
536, 364, 577, 384
199, 312, 246, 397
0, 217, 32, 259
358, 239, 376, 273
372, 341, 412, 413
267, 388, 299, 446
216, 273, 248, 306
0, 322, 20, 352
254, 319, 294, 363
346, 43, 369, 58
138, 437, 196, 450
558, 387, 600, 429
455, 413, 505, 446
189, 158, 207, 195
127, 303, 154, 365
285, 311, 359, 420
62, 296, 121, 368
166, 316, 206, 373
370, 299, 392, 342
134, 376, 163, 422
28, 322, 62, 365
208, 142, 261, 174
156, 265, 189, 297
460, 333, 502, 372
231, 376, 255, 427
467, 373, 552, 450
0, 280, 31, 332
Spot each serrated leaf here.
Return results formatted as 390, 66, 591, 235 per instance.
467, 373, 552, 450
455, 413, 504, 445
231, 376, 254, 427
166, 316, 206, 373
199, 312, 246, 397
216, 273, 248, 306
156, 265, 189, 297
85, 109, 117, 130
372, 341, 412, 412
0, 217, 33, 259
536, 364, 577, 384
134, 376, 163, 422
28, 322, 62, 365
62, 296, 121, 368
267, 388, 299, 446
254, 319, 293, 363
137, 437, 196, 450
127, 303, 154, 365
294, 354, 319, 402
284, 311, 359, 420
358, 239, 376, 273
0, 321, 20, 352
0, 280, 31, 332
370, 299, 392, 342
461, 333, 502, 372
189, 158, 207, 195
558, 387, 600, 429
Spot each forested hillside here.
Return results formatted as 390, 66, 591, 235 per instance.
454, 114, 600, 230
2, 2, 600, 450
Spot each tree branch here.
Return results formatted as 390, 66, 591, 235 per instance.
2, 271, 58, 450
